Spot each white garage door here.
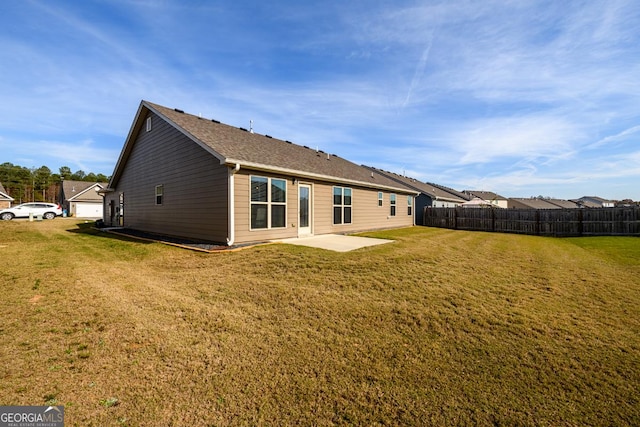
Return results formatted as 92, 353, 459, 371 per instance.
75, 203, 103, 218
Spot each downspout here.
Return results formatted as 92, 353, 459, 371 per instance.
413, 194, 416, 227
226, 163, 240, 246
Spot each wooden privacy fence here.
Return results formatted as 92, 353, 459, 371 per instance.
422, 207, 640, 237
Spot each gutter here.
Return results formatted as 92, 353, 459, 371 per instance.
227, 163, 240, 246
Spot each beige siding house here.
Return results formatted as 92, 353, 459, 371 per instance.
103, 101, 417, 245
0, 182, 14, 209
60, 180, 108, 218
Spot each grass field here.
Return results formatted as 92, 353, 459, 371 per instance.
0, 219, 639, 426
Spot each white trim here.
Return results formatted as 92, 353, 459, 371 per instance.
227, 164, 239, 246
298, 183, 313, 237
67, 183, 105, 201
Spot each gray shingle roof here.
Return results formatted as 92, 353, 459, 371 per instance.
509, 198, 562, 209
364, 167, 466, 202
465, 190, 507, 201
140, 101, 414, 193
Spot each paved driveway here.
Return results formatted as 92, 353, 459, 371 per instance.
277, 234, 394, 252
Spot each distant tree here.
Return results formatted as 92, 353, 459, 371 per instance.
33, 166, 52, 201
59, 166, 72, 180
71, 170, 86, 181
0, 162, 108, 202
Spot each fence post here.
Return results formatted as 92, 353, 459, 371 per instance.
578, 209, 583, 236
454, 207, 458, 230
491, 207, 496, 232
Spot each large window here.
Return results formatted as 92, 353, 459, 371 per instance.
407, 196, 413, 216
333, 187, 352, 225
251, 176, 287, 229
390, 193, 396, 216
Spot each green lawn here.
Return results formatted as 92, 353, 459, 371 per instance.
0, 220, 638, 426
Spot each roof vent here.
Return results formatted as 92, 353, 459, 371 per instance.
265, 135, 272, 138
239, 127, 248, 132
174, 108, 184, 113
285, 140, 293, 144
211, 119, 220, 124
326, 153, 330, 160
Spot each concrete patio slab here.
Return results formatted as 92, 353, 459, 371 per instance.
277, 234, 394, 252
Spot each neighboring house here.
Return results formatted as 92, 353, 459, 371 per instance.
461, 197, 493, 208
0, 182, 14, 209
364, 167, 467, 225
102, 101, 417, 245
573, 196, 615, 208
508, 198, 561, 209
59, 180, 108, 218
463, 191, 508, 208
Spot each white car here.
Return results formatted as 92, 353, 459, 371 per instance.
0, 203, 63, 220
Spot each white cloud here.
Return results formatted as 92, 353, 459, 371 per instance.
450, 116, 581, 165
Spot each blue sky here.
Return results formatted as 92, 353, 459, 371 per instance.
1, 0, 639, 200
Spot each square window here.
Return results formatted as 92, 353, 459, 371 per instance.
251, 177, 268, 202
271, 179, 286, 203
251, 204, 268, 229
271, 205, 286, 228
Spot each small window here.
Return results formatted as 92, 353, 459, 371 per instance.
378, 192, 383, 207
146, 117, 152, 132
155, 185, 163, 205
407, 196, 413, 216
390, 193, 396, 216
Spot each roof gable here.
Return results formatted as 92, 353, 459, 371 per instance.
62, 180, 108, 201
110, 101, 415, 193
0, 182, 14, 201
465, 190, 507, 201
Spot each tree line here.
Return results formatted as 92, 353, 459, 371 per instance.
0, 162, 110, 204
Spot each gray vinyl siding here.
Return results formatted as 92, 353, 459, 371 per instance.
109, 112, 229, 242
